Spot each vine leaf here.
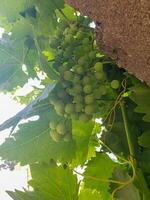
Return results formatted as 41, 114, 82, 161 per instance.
111, 167, 140, 200
7, 163, 78, 200
138, 130, 150, 148
138, 149, 150, 173
0, 110, 75, 165
83, 153, 118, 199
0, 83, 56, 133
7, 190, 41, 200
78, 189, 102, 200
72, 120, 96, 166
29, 163, 78, 200
129, 84, 150, 122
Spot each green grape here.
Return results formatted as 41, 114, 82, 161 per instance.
54, 102, 65, 115
66, 88, 74, 96
76, 66, 84, 75
82, 76, 91, 85
78, 56, 87, 65
73, 75, 81, 83
56, 123, 66, 135
64, 27, 70, 35
74, 95, 83, 103
99, 86, 107, 95
71, 113, 79, 120
76, 31, 84, 39
89, 51, 96, 59
49, 95, 57, 105
111, 80, 120, 89
64, 133, 72, 142
83, 84, 92, 94
65, 103, 75, 114
84, 45, 91, 53
79, 113, 90, 122
69, 24, 77, 34
57, 89, 67, 99
95, 72, 104, 80
85, 104, 96, 115
82, 38, 89, 45
93, 88, 102, 99
75, 103, 83, 112
94, 62, 103, 72
85, 94, 94, 104
73, 84, 82, 94
49, 121, 57, 130
50, 130, 62, 142
64, 71, 73, 81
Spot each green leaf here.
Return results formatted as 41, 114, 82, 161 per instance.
7, 190, 41, 200
0, 110, 75, 165
0, 84, 56, 132
79, 189, 102, 200
84, 153, 118, 199
129, 84, 150, 122
111, 168, 140, 200
101, 122, 129, 156
139, 149, 150, 173
0, 0, 27, 22
29, 163, 78, 200
138, 131, 150, 148
72, 120, 96, 166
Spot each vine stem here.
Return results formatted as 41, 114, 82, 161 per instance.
120, 100, 135, 157
120, 100, 150, 199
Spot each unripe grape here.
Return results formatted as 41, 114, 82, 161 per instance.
57, 89, 67, 99
54, 101, 65, 115
64, 133, 72, 142
95, 72, 104, 80
64, 27, 70, 35
76, 31, 84, 39
64, 71, 73, 81
65, 103, 74, 114
73, 85, 82, 94
99, 86, 107, 95
85, 104, 96, 115
83, 84, 92, 94
85, 94, 94, 104
74, 95, 83, 103
82, 38, 89, 45
94, 62, 103, 72
50, 130, 62, 142
79, 113, 90, 122
56, 123, 66, 135
93, 88, 102, 99
69, 24, 77, 34
78, 56, 87, 65
111, 80, 120, 89
76, 66, 84, 75
49, 121, 57, 130
75, 103, 83, 112
82, 76, 91, 85
73, 75, 81, 83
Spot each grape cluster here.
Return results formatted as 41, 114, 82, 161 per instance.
49, 120, 72, 142
49, 22, 109, 124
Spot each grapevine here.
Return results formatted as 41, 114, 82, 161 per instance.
0, 1, 149, 200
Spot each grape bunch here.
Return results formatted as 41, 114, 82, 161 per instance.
49, 22, 110, 125
49, 119, 72, 142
